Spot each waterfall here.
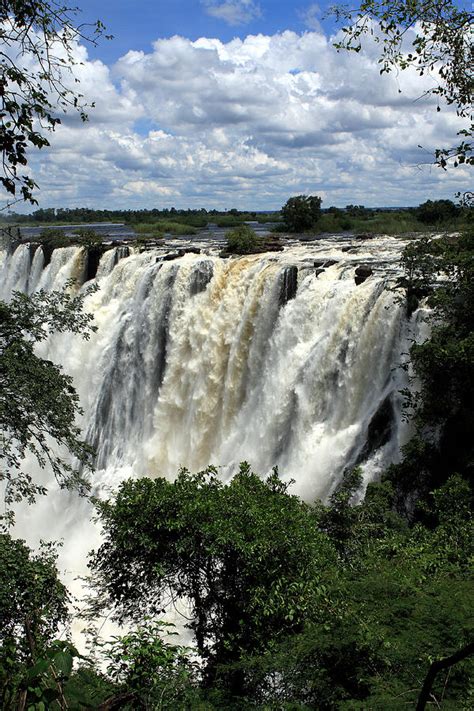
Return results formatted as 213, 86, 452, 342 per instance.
1, 236, 417, 580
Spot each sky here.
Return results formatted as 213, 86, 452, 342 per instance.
14, 0, 471, 211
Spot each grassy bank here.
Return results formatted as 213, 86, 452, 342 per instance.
131, 221, 199, 238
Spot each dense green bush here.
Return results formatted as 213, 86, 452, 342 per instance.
225, 224, 261, 254
72, 228, 103, 248
0, 535, 70, 708
85, 465, 473, 709
416, 199, 459, 224
132, 221, 198, 237
345, 204, 369, 217
90, 464, 337, 695
37, 228, 70, 249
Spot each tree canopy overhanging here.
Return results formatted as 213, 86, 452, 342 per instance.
0, 0, 108, 205
0, 284, 97, 527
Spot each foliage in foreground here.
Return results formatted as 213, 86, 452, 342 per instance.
387, 230, 474, 512
333, 0, 473, 168
0, 1, 108, 204
0, 534, 72, 708
0, 286, 97, 527
91, 464, 337, 694
2, 466, 471, 709
85, 467, 472, 709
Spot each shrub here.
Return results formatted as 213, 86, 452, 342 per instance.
132, 221, 197, 237
37, 228, 70, 249
73, 228, 103, 248
225, 224, 260, 254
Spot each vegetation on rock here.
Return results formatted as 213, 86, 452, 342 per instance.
225, 224, 261, 254
387, 229, 474, 513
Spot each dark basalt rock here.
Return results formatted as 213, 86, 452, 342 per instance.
190, 260, 214, 296
355, 265, 373, 285
157, 252, 180, 262
357, 395, 395, 464
84, 246, 108, 282
279, 265, 298, 305
178, 247, 201, 256
314, 259, 337, 269
156, 247, 202, 263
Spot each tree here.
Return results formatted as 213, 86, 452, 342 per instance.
0, 1, 108, 205
97, 621, 199, 710
388, 230, 474, 510
0, 533, 70, 708
227, 474, 472, 709
333, 0, 473, 168
416, 198, 459, 224
345, 204, 369, 217
0, 284, 97, 527
281, 194, 322, 232
90, 463, 337, 696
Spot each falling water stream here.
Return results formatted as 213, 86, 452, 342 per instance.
1, 234, 422, 637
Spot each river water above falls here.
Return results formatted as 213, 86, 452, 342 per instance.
1, 234, 421, 586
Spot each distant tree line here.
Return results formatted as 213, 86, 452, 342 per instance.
0, 207, 276, 227
278, 196, 469, 233
2, 199, 469, 232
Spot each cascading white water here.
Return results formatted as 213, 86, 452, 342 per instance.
1, 235, 418, 586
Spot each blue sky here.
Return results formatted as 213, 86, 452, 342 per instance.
77, 1, 337, 63
11, 1, 471, 210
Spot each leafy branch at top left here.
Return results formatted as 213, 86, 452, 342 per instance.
0, 0, 111, 206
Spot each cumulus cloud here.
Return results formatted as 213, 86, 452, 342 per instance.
299, 4, 322, 32
18, 28, 470, 211
202, 1, 262, 26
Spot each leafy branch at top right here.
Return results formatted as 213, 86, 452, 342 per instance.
331, 0, 473, 169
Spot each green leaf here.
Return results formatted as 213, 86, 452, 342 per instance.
25, 659, 49, 681
53, 650, 73, 678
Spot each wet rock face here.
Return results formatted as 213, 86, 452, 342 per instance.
84, 246, 107, 282
157, 247, 202, 264
313, 259, 338, 278
190, 260, 214, 296
356, 395, 395, 465
178, 247, 201, 256
279, 265, 298, 305
355, 265, 373, 285
314, 259, 337, 269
